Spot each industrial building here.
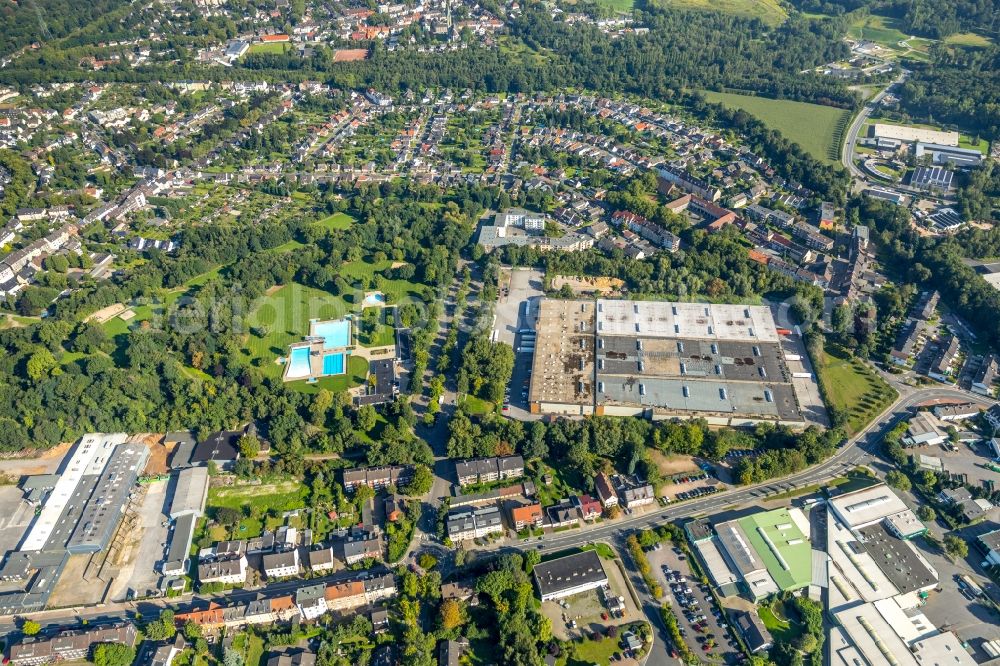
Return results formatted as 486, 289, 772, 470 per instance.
872, 124, 959, 147
0, 434, 148, 614
163, 466, 210, 576
532, 550, 609, 601
687, 507, 812, 602
825, 484, 973, 666
527, 298, 806, 426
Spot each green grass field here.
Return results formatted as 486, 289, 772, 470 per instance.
650, 0, 787, 25
944, 32, 993, 48
701, 91, 850, 164
246, 42, 290, 55
759, 605, 802, 644
594, 0, 635, 11
815, 344, 897, 435
848, 14, 910, 47
315, 212, 355, 231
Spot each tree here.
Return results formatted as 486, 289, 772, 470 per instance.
944, 534, 969, 559
22, 620, 41, 636
310, 389, 334, 426
439, 598, 467, 631
93, 643, 136, 666
917, 505, 936, 522
216, 507, 242, 527
224, 648, 244, 666
237, 435, 260, 459
885, 470, 911, 492
26, 349, 57, 381
402, 465, 433, 496
418, 553, 438, 570
144, 609, 176, 640
183, 620, 203, 641
356, 404, 377, 432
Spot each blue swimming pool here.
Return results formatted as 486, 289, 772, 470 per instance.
312, 319, 351, 349
287, 347, 312, 378
322, 352, 345, 375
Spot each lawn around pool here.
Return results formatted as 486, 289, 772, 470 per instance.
814, 343, 897, 435
700, 91, 849, 164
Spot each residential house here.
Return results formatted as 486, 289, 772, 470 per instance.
546, 501, 581, 529
933, 403, 981, 422
342, 465, 414, 492
595, 472, 618, 508
198, 555, 248, 585
509, 502, 544, 530
573, 494, 602, 521
262, 550, 300, 579
336, 532, 382, 565
306, 546, 335, 573
973, 355, 998, 397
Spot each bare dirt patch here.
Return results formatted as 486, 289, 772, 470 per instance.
0, 441, 73, 475
551, 275, 624, 295
85, 303, 127, 324
129, 433, 170, 475
265, 285, 284, 296
647, 450, 699, 477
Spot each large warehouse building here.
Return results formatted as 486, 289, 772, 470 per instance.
0, 434, 149, 614
527, 298, 806, 426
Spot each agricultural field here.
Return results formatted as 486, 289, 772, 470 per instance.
594, 0, 635, 12
650, 0, 787, 26
701, 91, 849, 164
814, 343, 897, 435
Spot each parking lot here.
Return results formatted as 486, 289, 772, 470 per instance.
916, 536, 1000, 661
647, 545, 742, 664
493, 267, 543, 346
659, 471, 725, 503
908, 437, 1000, 491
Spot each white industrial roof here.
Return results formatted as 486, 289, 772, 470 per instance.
20, 433, 128, 552
594, 300, 779, 342
828, 484, 909, 530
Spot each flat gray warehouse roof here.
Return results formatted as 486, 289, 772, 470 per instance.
595, 300, 779, 342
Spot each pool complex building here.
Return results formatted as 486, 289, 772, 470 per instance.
283, 317, 354, 381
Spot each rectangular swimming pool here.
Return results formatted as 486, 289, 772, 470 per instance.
287, 347, 312, 378
312, 319, 351, 349
322, 352, 345, 375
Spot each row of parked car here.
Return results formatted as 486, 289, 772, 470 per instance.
675, 485, 720, 501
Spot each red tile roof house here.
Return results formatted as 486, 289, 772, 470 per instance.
595, 472, 618, 508
574, 495, 603, 521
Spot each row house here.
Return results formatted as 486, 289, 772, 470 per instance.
9, 624, 138, 666
454, 455, 524, 486
342, 464, 414, 492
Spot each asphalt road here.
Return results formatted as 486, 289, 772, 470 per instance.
841, 71, 908, 183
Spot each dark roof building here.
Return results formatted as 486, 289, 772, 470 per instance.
532, 550, 609, 601
734, 611, 773, 654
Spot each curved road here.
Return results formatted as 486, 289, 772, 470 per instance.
841, 71, 908, 183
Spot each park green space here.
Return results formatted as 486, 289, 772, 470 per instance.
701, 91, 849, 165
650, 0, 787, 26
315, 212, 355, 230
814, 343, 897, 436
